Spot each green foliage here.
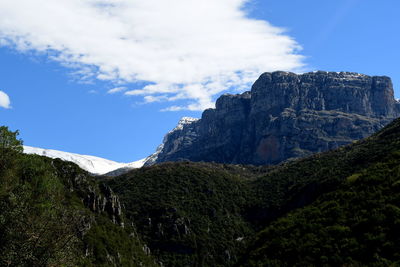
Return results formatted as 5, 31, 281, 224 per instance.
246, 118, 400, 228
0, 126, 23, 171
0, 154, 82, 266
240, 118, 400, 266
0, 126, 23, 153
107, 162, 255, 266
346, 173, 362, 183
81, 215, 158, 267
0, 126, 156, 266
243, 158, 400, 266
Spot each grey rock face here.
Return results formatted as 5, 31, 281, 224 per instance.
84, 184, 124, 226
148, 71, 400, 166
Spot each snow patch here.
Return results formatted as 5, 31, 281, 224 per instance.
170, 117, 199, 132
23, 146, 145, 175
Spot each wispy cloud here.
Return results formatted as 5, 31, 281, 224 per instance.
0, 90, 11, 109
0, 0, 305, 111
107, 86, 127, 94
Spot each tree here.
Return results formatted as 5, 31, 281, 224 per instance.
0, 126, 23, 170
0, 127, 81, 266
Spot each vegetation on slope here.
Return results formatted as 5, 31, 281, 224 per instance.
107, 118, 400, 266
0, 126, 156, 266
106, 162, 256, 266
2, 116, 400, 266
248, 117, 400, 225
244, 155, 400, 266
239, 118, 400, 266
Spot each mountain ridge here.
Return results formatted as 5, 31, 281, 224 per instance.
147, 71, 400, 166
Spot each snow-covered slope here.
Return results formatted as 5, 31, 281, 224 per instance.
23, 146, 145, 175
23, 117, 199, 174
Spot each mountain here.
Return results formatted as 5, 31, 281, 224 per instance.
23, 145, 145, 175
3, 106, 400, 266
146, 71, 400, 166
4, 70, 400, 266
108, 114, 400, 267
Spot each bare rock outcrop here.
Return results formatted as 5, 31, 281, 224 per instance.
147, 71, 400, 166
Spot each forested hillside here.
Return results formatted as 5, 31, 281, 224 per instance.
2, 116, 400, 266
107, 118, 400, 266
0, 126, 156, 266
241, 117, 400, 266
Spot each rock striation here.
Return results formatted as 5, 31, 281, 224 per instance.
146, 71, 400, 166
52, 158, 125, 226
84, 184, 124, 226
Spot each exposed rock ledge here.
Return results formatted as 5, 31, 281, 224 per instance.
146, 71, 400, 166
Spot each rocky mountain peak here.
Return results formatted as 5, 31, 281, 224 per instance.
250, 71, 398, 117
170, 117, 199, 132
145, 71, 400, 166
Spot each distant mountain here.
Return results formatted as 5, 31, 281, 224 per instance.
146, 71, 400, 166
23, 146, 145, 175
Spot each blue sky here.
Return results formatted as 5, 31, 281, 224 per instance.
0, 0, 399, 162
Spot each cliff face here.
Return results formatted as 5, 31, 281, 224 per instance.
148, 71, 400, 166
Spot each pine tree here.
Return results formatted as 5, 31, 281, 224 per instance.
0, 126, 23, 171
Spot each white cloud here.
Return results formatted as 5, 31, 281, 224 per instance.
0, 0, 305, 111
161, 106, 185, 112
107, 86, 127, 94
0, 91, 11, 109
143, 95, 169, 103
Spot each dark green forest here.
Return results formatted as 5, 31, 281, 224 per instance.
0, 126, 156, 266
2, 117, 400, 266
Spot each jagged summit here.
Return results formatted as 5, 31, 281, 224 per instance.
144, 117, 199, 166
170, 117, 199, 132
146, 71, 400, 166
